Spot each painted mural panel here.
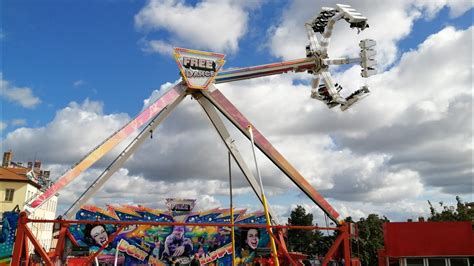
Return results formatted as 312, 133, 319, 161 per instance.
69, 205, 272, 265
0, 212, 19, 265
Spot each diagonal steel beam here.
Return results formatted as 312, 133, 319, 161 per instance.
25, 83, 188, 214
202, 86, 341, 224
195, 92, 279, 224
63, 87, 188, 219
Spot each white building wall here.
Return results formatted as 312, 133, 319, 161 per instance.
1, 181, 57, 253
23, 184, 58, 253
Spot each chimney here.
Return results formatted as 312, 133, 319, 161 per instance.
34, 160, 42, 171
2, 150, 12, 167
418, 217, 425, 222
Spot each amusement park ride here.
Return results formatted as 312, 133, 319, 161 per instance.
8, 3, 377, 266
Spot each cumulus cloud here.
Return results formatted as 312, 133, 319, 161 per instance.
414, 0, 474, 18
5, 23, 471, 218
2, 99, 130, 165
279, 192, 450, 225
334, 26, 473, 197
268, 0, 472, 68
73, 80, 85, 87
213, 26, 471, 207
0, 73, 41, 108
53, 166, 227, 214
0, 121, 6, 132
11, 119, 27, 127
140, 39, 174, 55
2, 4, 472, 221
135, 0, 263, 55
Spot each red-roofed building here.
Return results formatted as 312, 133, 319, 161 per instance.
0, 167, 41, 188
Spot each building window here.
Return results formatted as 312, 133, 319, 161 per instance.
406, 258, 424, 266
388, 258, 400, 266
427, 258, 446, 266
450, 258, 469, 266
5, 189, 15, 201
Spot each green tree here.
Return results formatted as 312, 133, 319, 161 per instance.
352, 214, 389, 266
428, 196, 474, 222
287, 205, 314, 253
287, 205, 326, 255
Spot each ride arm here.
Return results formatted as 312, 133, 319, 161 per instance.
310, 71, 370, 111
305, 23, 322, 53
214, 57, 316, 84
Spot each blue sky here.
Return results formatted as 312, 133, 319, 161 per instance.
2, 1, 288, 124
1, 0, 472, 223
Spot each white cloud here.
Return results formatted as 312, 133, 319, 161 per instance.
214, 26, 472, 206
447, 0, 473, 17
268, 0, 472, 68
414, 0, 473, 18
53, 166, 230, 214
2, 99, 130, 165
0, 121, 6, 132
135, 0, 262, 55
140, 39, 174, 55
73, 80, 84, 87
11, 119, 27, 127
0, 73, 41, 108
331, 199, 429, 222
6, 21, 471, 217
333, 26, 473, 195
142, 80, 181, 108
2, 4, 471, 222
281, 194, 446, 225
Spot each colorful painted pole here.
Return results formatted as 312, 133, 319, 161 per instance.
247, 125, 279, 266
205, 88, 341, 224
25, 84, 187, 214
